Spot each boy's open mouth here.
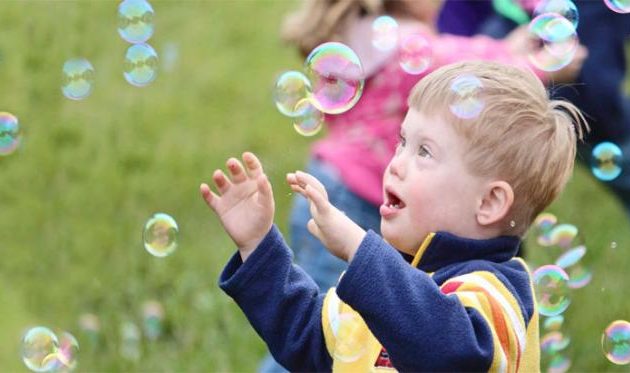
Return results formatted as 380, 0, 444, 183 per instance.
385, 188, 406, 209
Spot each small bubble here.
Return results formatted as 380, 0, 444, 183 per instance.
602, 320, 630, 365
533, 265, 571, 316
124, 43, 158, 87
273, 71, 312, 117
118, 0, 154, 44
449, 74, 484, 119
143, 213, 178, 257
398, 34, 431, 75
0, 112, 21, 156
61, 59, 95, 100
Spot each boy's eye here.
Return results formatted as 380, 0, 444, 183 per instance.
398, 133, 406, 147
418, 145, 431, 158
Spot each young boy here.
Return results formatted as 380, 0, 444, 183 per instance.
200, 61, 586, 372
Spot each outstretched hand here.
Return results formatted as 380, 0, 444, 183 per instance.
200, 152, 274, 261
287, 171, 366, 262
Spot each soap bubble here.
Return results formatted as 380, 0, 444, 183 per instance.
305, 42, 364, 114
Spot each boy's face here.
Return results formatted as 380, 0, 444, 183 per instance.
381, 109, 488, 255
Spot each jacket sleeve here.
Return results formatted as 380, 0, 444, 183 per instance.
336, 230, 528, 372
219, 225, 332, 371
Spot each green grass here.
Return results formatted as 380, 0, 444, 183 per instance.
1, 1, 629, 371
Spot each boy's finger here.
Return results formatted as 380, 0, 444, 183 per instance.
295, 171, 328, 199
307, 219, 321, 241
200, 183, 220, 211
286, 172, 297, 185
212, 169, 232, 194
226, 158, 247, 184
289, 183, 307, 196
256, 174, 273, 206
305, 184, 329, 214
243, 152, 263, 178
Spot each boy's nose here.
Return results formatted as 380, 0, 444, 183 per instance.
388, 154, 406, 179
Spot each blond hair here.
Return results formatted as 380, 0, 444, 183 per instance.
281, 0, 384, 56
409, 61, 588, 236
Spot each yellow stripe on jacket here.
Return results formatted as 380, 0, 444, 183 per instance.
440, 267, 539, 373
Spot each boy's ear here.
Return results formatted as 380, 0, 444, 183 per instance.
476, 181, 514, 227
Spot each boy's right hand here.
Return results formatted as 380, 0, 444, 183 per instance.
200, 152, 274, 262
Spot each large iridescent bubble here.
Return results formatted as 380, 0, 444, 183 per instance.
591, 141, 623, 181
0, 112, 21, 156
304, 42, 364, 115
602, 320, 630, 365
118, 0, 155, 44
528, 13, 578, 72
124, 43, 158, 87
533, 265, 571, 316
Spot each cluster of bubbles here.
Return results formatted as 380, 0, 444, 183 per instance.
532, 214, 593, 317
530, 213, 587, 372
591, 141, 624, 181
0, 112, 21, 156
119, 0, 158, 87
273, 42, 364, 136
143, 212, 179, 257
530, 213, 630, 369
22, 327, 79, 372
61, 0, 157, 99
273, 15, 435, 136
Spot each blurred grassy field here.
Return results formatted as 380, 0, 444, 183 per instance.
0, 1, 629, 372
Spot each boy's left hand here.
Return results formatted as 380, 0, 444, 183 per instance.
287, 171, 366, 262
